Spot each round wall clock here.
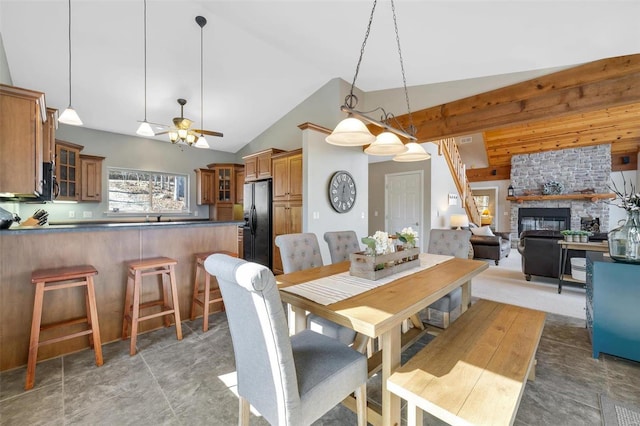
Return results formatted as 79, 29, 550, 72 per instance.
328, 170, 356, 213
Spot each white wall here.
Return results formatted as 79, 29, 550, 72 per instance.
302, 126, 369, 265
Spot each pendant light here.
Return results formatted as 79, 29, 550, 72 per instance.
136, 0, 154, 137
393, 142, 430, 162
194, 15, 209, 149
326, 0, 417, 150
58, 0, 83, 126
364, 131, 408, 156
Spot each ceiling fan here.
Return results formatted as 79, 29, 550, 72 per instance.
155, 98, 223, 146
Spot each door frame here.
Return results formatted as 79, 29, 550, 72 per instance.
384, 170, 424, 248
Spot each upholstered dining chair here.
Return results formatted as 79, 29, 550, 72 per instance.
425, 229, 472, 328
204, 254, 367, 426
323, 230, 361, 264
274, 233, 357, 346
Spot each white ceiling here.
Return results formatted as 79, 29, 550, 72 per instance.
1, 1, 639, 154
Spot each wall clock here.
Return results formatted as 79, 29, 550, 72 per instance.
328, 171, 356, 213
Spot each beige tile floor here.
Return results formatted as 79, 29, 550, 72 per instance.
1, 307, 639, 425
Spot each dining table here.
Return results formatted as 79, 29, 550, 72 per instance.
276, 253, 489, 426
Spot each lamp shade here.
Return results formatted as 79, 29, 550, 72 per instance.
194, 135, 210, 149
58, 107, 83, 126
325, 117, 376, 146
450, 214, 469, 229
392, 142, 430, 162
136, 121, 155, 137
364, 132, 408, 156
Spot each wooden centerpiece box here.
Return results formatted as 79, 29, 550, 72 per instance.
349, 247, 420, 280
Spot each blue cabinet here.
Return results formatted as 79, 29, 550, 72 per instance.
586, 252, 640, 361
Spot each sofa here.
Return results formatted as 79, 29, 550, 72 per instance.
517, 230, 608, 281
470, 231, 512, 265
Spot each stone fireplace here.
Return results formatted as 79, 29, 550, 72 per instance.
509, 145, 611, 240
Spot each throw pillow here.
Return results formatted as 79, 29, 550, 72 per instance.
471, 226, 494, 236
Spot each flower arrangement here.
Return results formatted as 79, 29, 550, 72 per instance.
609, 173, 640, 212
396, 227, 419, 249
361, 231, 393, 255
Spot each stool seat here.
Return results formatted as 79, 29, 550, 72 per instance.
27, 264, 102, 390
122, 257, 182, 355
190, 250, 236, 331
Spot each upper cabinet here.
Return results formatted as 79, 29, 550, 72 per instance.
55, 140, 84, 201
235, 167, 244, 204
242, 148, 284, 181
43, 108, 58, 164
0, 84, 45, 197
195, 168, 216, 205
272, 149, 302, 202
80, 154, 104, 202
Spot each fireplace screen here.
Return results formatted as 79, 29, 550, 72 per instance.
518, 208, 571, 235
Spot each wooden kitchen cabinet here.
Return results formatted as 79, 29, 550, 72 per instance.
0, 84, 45, 197
207, 163, 243, 220
235, 167, 244, 204
80, 154, 104, 201
272, 149, 302, 202
242, 148, 284, 181
195, 168, 215, 205
43, 108, 58, 164
55, 140, 84, 201
272, 201, 302, 275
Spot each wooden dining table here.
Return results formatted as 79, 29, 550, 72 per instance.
276, 254, 489, 426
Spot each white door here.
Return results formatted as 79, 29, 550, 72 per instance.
385, 171, 423, 247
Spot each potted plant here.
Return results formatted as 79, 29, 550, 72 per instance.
561, 230, 575, 242
576, 230, 592, 243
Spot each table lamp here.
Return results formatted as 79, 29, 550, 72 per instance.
450, 214, 469, 230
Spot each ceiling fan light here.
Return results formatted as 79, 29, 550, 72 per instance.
186, 133, 197, 145
393, 142, 431, 162
169, 130, 179, 143
365, 132, 408, 155
178, 129, 188, 139
136, 121, 155, 137
194, 135, 209, 149
326, 117, 376, 146
58, 106, 83, 126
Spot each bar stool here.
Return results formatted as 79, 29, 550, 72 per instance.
122, 257, 182, 355
190, 250, 237, 331
26, 265, 103, 390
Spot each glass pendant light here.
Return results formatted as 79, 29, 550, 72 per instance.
326, 117, 375, 146
364, 132, 408, 155
136, 0, 154, 136
58, 0, 83, 126
195, 15, 211, 149
393, 142, 430, 162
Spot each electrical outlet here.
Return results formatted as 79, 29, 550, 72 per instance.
83, 211, 92, 218
194, 210, 199, 217
68, 211, 75, 218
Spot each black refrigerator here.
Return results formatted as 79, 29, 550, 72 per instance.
243, 179, 273, 269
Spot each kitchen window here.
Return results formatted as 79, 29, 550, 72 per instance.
108, 168, 189, 214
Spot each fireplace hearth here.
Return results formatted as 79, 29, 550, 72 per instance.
518, 208, 571, 235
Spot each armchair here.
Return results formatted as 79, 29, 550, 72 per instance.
471, 231, 512, 265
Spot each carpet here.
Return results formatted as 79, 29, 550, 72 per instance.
600, 395, 640, 426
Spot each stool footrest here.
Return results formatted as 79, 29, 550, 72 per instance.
38, 328, 94, 347
40, 316, 89, 331
138, 308, 176, 322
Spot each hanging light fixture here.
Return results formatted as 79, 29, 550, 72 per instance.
58, 0, 82, 126
194, 15, 209, 149
392, 142, 431, 162
326, 0, 422, 161
136, 0, 154, 137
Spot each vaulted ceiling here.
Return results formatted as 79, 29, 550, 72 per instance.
390, 55, 640, 181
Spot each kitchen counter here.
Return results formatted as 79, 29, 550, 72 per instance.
0, 220, 241, 371
2, 219, 243, 234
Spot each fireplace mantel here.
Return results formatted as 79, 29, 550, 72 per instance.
507, 193, 615, 203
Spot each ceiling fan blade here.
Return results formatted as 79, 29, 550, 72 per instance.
194, 129, 224, 137
154, 130, 170, 136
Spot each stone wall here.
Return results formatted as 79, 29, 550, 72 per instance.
510, 145, 611, 238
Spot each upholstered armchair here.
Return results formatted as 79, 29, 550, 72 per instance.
323, 231, 361, 263
470, 231, 512, 265
203, 254, 367, 426
425, 229, 472, 328
274, 233, 357, 346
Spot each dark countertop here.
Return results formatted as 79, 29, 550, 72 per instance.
0, 220, 244, 235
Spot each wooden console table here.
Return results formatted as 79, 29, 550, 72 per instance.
557, 240, 609, 294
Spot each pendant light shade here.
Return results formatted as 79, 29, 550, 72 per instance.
195, 135, 209, 149
325, 117, 376, 146
364, 131, 408, 155
59, 107, 83, 126
58, 0, 82, 126
393, 142, 431, 162
136, 121, 154, 137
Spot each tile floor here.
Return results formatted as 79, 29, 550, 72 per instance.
1, 309, 639, 425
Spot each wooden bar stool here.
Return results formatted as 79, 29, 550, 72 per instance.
26, 265, 103, 390
122, 257, 182, 355
190, 250, 237, 331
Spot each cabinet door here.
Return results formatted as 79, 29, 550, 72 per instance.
56, 142, 82, 201
244, 156, 258, 181
216, 167, 233, 203
80, 155, 104, 201
43, 108, 58, 164
272, 202, 288, 275
257, 153, 272, 180
235, 169, 244, 203
196, 169, 215, 205
288, 202, 303, 233
272, 157, 289, 201
288, 154, 303, 201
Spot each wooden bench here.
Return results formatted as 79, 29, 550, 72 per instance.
387, 299, 546, 425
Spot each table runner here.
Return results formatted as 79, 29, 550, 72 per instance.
281, 253, 454, 305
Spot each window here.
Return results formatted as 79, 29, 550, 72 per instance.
108, 168, 189, 214
473, 195, 490, 215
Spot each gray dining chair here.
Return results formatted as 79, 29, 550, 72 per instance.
274, 233, 357, 346
323, 230, 362, 264
425, 229, 472, 328
203, 253, 367, 426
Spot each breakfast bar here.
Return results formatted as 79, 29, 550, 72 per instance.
0, 220, 240, 371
